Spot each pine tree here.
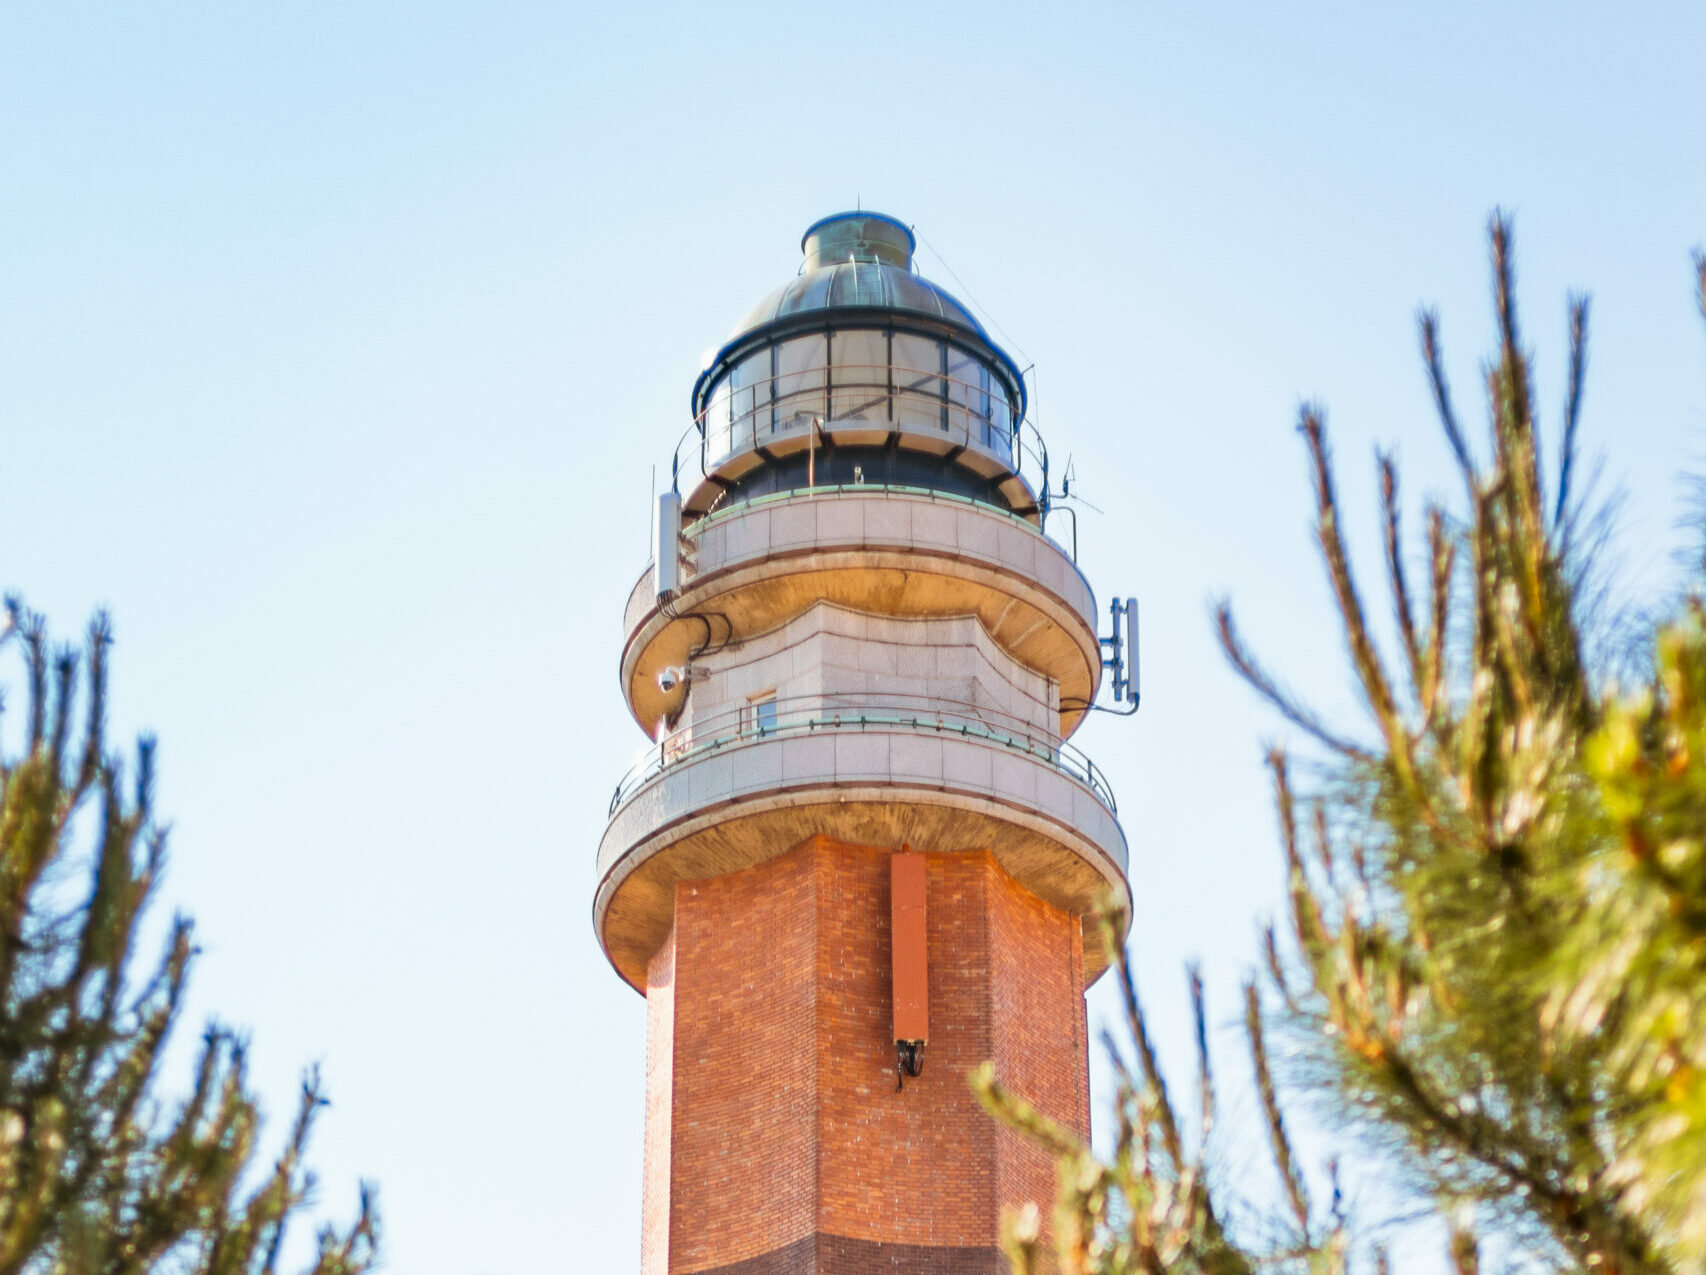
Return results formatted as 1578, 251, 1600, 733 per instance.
0, 598, 377, 1275
978, 220, 1706, 1272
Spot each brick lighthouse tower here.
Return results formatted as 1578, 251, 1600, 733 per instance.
595, 212, 1135, 1273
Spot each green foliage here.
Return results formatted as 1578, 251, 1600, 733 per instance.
973, 930, 1260, 1275
0, 599, 376, 1275
1568, 599, 1706, 1252
973, 912, 1354, 1275
981, 222, 1706, 1272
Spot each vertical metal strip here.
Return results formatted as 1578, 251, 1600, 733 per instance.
891, 850, 929, 1044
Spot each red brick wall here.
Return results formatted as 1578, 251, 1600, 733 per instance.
642, 835, 1089, 1274
989, 866, 1091, 1253
643, 929, 677, 1275
665, 845, 819, 1270
814, 839, 997, 1248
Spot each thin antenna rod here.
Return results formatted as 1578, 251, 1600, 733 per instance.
911, 225, 1033, 371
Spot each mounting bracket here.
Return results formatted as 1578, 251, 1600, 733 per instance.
1096, 596, 1141, 715
895, 1041, 925, 1091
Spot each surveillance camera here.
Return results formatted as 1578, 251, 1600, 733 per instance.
657, 666, 683, 694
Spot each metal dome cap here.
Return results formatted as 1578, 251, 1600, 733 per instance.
800, 210, 915, 269
690, 212, 1029, 425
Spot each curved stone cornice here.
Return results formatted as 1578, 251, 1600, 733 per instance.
594, 722, 1130, 991
622, 489, 1101, 738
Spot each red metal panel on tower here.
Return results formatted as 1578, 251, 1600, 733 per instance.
891, 852, 929, 1043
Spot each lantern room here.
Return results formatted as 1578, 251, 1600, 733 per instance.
674, 211, 1040, 521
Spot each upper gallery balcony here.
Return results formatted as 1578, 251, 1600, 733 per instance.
621, 486, 1103, 739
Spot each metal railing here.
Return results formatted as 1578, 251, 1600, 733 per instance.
669, 361, 1051, 513
624, 479, 1094, 639
685, 479, 1050, 533
607, 692, 1116, 819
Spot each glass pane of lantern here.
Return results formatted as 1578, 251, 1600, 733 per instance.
729, 349, 770, 445
831, 329, 888, 421
774, 334, 827, 429
892, 333, 942, 431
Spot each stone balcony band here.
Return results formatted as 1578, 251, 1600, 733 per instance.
622, 485, 1104, 739
594, 698, 1130, 991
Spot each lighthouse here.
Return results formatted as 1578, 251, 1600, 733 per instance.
595, 212, 1135, 1273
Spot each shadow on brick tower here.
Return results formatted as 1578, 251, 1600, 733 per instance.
594, 211, 1140, 1273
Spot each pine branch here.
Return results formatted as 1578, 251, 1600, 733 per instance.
1381, 453, 1426, 700
1215, 604, 1373, 762
1245, 980, 1311, 1238
1421, 505, 1455, 733
1103, 910, 1186, 1176
1555, 295, 1590, 544
1300, 410, 1419, 794
1419, 309, 1476, 489
0, 602, 377, 1275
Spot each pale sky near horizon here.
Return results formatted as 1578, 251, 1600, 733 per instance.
4, 4, 1705, 1270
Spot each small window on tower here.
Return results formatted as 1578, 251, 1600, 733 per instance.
742, 691, 778, 736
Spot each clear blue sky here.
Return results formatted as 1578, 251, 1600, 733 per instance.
4, 4, 1703, 1269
